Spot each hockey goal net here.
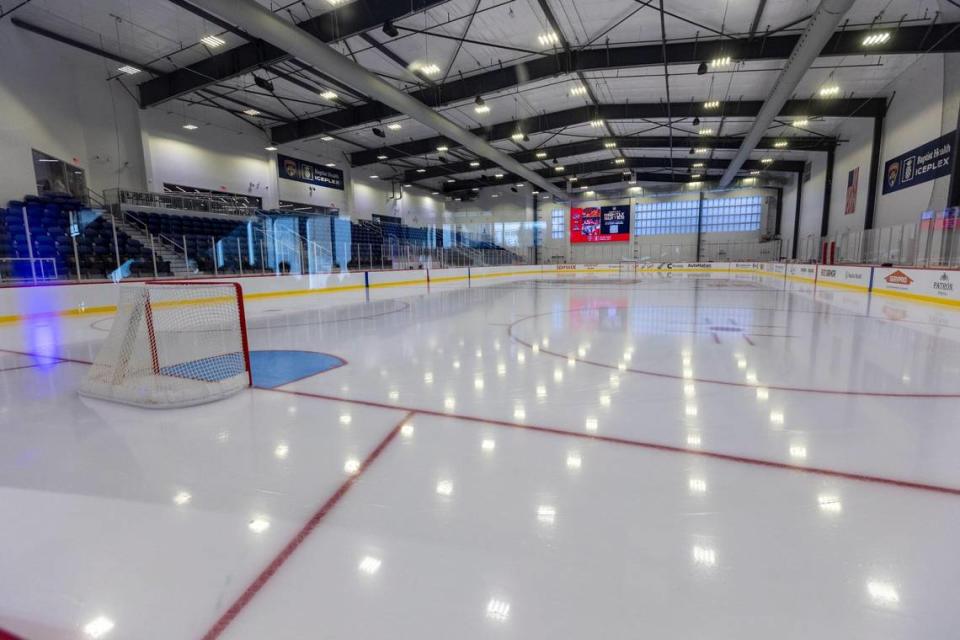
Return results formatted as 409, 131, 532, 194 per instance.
80, 282, 252, 408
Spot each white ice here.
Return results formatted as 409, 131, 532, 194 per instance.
0, 271, 959, 639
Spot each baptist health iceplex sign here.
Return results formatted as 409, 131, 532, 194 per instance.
883, 131, 955, 195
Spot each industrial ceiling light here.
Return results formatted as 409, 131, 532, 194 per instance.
243, 108, 261, 116
552, 158, 558, 164
689, 147, 696, 154
382, 20, 399, 38
554, 165, 565, 171
474, 96, 490, 114
470, 161, 480, 167
387, 123, 402, 130
697, 62, 708, 75
200, 35, 226, 48
437, 145, 449, 152
412, 62, 441, 76
253, 75, 274, 92
792, 118, 809, 127
818, 85, 840, 98
320, 90, 338, 100
326, 162, 336, 167
590, 119, 605, 128
750, 170, 760, 175
538, 32, 559, 47
264, 146, 278, 151
774, 140, 788, 148
495, 173, 504, 178
711, 56, 732, 68
510, 187, 518, 193
692, 117, 701, 126
604, 141, 617, 148
416, 168, 426, 173
117, 65, 141, 75
372, 127, 386, 138
761, 157, 774, 164
699, 128, 714, 136
862, 31, 890, 47
694, 147, 708, 153
704, 100, 720, 109
377, 154, 388, 160
182, 124, 198, 130
320, 136, 334, 141
693, 162, 704, 168
511, 132, 524, 142
570, 85, 587, 96
536, 152, 548, 159
569, 176, 578, 181
523, 133, 530, 142
614, 158, 626, 164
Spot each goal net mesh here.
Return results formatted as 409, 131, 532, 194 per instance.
80, 283, 251, 408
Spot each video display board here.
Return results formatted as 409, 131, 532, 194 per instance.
571, 205, 630, 243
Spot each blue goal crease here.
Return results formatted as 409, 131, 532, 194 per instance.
160, 350, 345, 388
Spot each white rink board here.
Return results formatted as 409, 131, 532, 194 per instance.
815, 266, 873, 292
873, 267, 960, 306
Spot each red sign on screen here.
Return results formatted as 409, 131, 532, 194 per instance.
571, 206, 630, 243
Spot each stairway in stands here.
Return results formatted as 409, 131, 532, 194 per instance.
114, 217, 193, 277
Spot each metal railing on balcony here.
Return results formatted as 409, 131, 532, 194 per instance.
103, 189, 259, 216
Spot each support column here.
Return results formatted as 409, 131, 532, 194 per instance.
820, 147, 835, 239
695, 190, 705, 261
864, 112, 885, 229
948, 106, 960, 206
792, 170, 804, 259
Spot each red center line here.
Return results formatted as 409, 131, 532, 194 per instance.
200, 410, 415, 640
261, 386, 960, 498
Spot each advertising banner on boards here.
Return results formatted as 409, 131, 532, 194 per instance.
278, 154, 345, 190
882, 131, 955, 195
571, 205, 630, 243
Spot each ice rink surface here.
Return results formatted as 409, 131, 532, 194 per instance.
1, 270, 959, 639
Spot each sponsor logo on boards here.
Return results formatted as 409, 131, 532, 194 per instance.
821, 269, 837, 278
845, 271, 863, 280
686, 263, 711, 269
557, 265, 577, 271
884, 270, 914, 286
933, 272, 954, 292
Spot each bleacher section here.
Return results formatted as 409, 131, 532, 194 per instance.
0, 195, 520, 282
2, 195, 168, 281
129, 211, 252, 274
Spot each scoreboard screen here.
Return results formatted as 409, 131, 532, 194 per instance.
571, 205, 630, 243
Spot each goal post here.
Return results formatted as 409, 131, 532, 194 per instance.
80, 281, 252, 408
618, 259, 639, 279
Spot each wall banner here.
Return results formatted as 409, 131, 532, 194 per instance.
844, 167, 859, 214
882, 131, 955, 195
278, 154, 344, 191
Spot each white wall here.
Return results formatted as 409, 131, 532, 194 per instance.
0, 21, 146, 204
828, 117, 873, 233
139, 108, 278, 208
875, 52, 957, 228
349, 179, 446, 224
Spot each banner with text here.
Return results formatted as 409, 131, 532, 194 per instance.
278, 154, 345, 191
882, 131, 955, 195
